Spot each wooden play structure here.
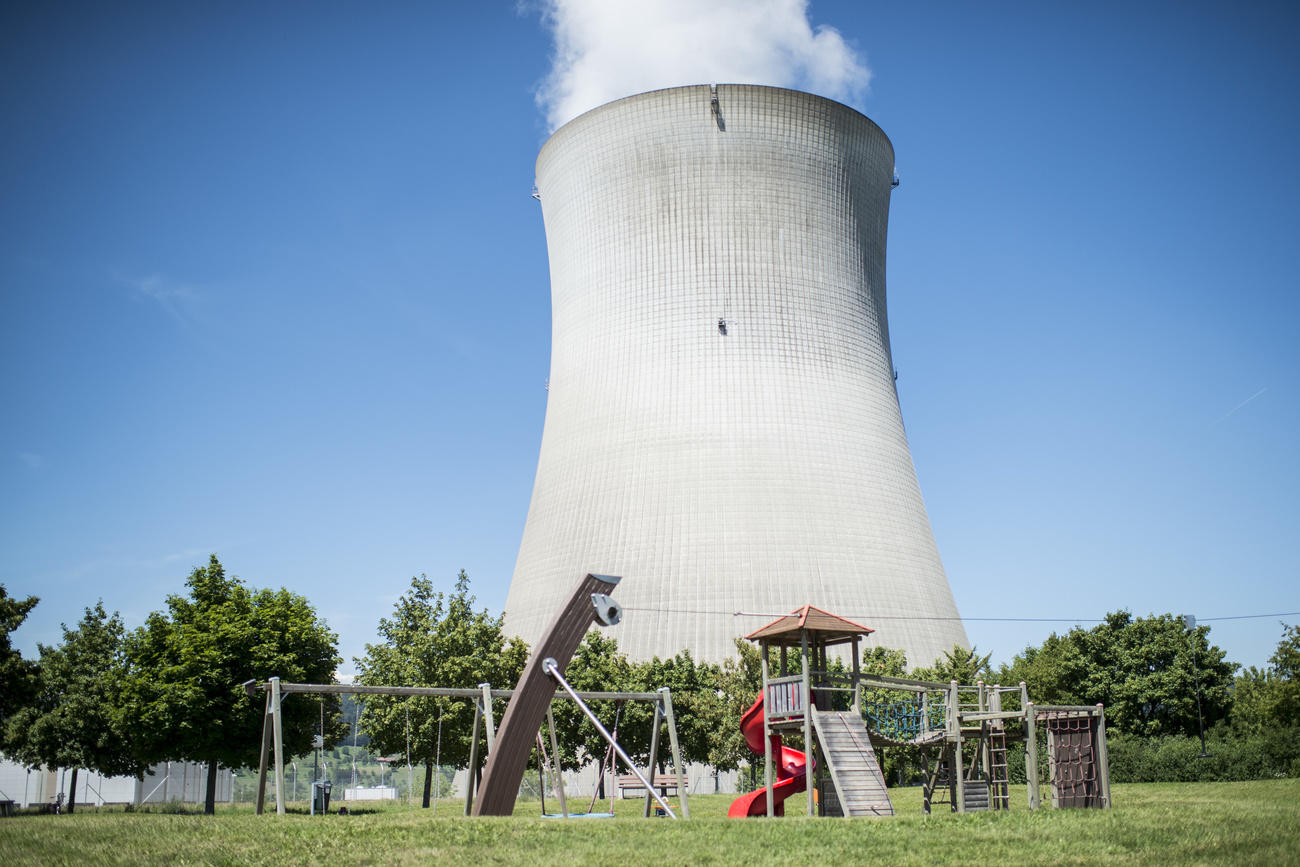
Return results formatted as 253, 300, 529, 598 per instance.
733, 605, 1111, 818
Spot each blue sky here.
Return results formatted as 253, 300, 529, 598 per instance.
3, 1, 1296, 676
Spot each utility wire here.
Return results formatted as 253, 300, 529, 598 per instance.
1201, 612, 1300, 622
619, 606, 1300, 624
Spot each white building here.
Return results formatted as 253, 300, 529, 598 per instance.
506, 85, 968, 668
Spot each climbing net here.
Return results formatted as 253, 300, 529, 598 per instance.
863, 691, 946, 742
1038, 711, 1102, 808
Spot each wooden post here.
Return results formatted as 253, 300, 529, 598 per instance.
949, 681, 963, 813
1095, 705, 1111, 809
270, 677, 286, 816
642, 703, 663, 818
1047, 714, 1059, 808
801, 631, 813, 818
255, 688, 272, 814
479, 683, 496, 751
978, 682, 990, 784
814, 738, 825, 817
815, 638, 827, 709
473, 573, 621, 816
464, 698, 483, 815
761, 642, 773, 818
850, 637, 861, 717
921, 746, 934, 814
661, 688, 689, 819
1025, 703, 1040, 809
546, 706, 568, 817
919, 689, 929, 742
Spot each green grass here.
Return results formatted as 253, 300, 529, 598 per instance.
2, 780, 1297, 865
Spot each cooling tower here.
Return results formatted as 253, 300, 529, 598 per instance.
504, 84, 968, 668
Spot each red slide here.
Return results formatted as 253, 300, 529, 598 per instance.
727, 695, 808, 817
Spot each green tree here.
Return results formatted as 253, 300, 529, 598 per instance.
548, 635, 720, 786
913, 644, 992, 684
633, 649, 723, 770
1267, 623, 1300, 727
548, 630, 637, 773
1230, 623, 1300, 733
997, 611, 1236, 738
353, 571, 528, 807
123, 555, 342, 814
710, 639, 763, 774
852, 646, 916, 785
0, 585, 40, 750
1230, 666, 1281, 735
5, 602, 147, 812
992, 631, 1086, 704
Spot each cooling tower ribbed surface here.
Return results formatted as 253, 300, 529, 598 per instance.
504, 85, 967, 668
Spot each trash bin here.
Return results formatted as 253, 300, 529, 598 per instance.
311, 780, 333, 815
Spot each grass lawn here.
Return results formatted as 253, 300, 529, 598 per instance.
1, 779, 1296, 865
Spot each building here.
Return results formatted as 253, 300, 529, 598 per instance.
505, 85, 967, 668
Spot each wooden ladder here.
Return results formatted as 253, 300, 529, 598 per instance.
988, 726, 1010, 810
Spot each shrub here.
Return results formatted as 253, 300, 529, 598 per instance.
1107, 726, 1300, 782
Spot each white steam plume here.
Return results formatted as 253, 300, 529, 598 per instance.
535, 0, 871, 131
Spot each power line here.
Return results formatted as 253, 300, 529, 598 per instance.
619, 606, 1300, 624
1201, 612, 1300, 622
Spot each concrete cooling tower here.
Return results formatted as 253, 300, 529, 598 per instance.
504, 84, 968, 668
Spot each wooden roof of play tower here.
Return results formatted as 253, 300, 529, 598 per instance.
744, 604, 875, 647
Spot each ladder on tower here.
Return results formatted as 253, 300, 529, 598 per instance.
988, 725, 1010, 810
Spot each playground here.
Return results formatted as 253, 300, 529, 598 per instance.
2, 780, 1297, 865
245, 584, 1110, 824
3, 580, 1297, 864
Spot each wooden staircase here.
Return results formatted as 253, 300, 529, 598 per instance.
811, 710, 894, 817
962, 779, 990, 810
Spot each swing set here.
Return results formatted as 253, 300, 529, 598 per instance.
250, 573, 686, 820
246, 677, 686, 818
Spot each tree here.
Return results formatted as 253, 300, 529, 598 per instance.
122, 555, 342, 814
997, 611, 1236, 738
553, 636, 721, 777
853, 646, 915, 785
0, 585, 40, 750
710, 639, 763, 774
633, 649, 723, 770
353, 571, 528, 807
1230, 623, 1300, 734
547, 630, 637, 774
1231, 667, 1281, 736
993, 631, 1086, 704
5, 602, 147, 812
913, 644, 992, 685
1267, 623, 1300, 727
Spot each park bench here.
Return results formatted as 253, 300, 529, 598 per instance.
615, 774, 679, 798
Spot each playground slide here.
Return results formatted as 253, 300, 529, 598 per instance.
727, 696, 808, 817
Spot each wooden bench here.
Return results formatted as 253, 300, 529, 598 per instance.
615, 774, 679, 798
